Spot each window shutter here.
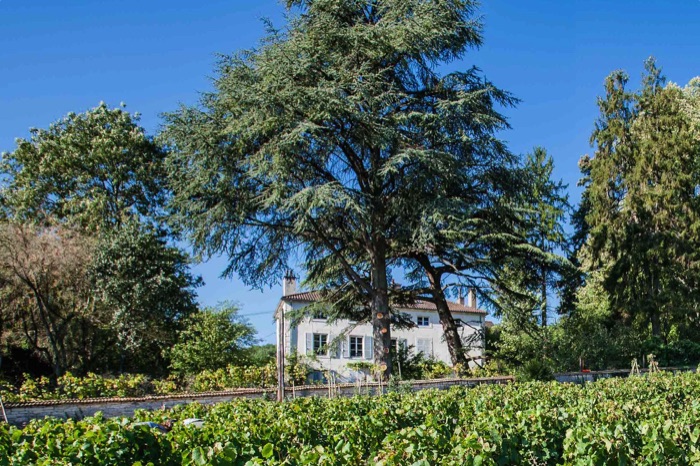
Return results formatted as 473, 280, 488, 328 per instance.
332, 335, 341, 359
399, 339, 408, 350
417, 338, 432, 356
364, 336, 373, 360
290, 328, 298, 351
305, 333, 313, 355
342, 338, 350, 358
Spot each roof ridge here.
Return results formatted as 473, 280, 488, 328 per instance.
282, 290, 486, 315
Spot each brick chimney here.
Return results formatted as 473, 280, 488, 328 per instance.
467, 288, 477, 308
458, 288, 465, 306
283, 270, 297, 296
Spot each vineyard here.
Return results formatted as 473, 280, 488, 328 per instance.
2, 372, 700, 465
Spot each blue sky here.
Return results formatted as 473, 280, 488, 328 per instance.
2, 0, 699, 343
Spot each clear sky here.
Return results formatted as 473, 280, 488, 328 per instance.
1, 0, 699, 343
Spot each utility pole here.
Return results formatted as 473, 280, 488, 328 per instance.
276, 306, 286, 402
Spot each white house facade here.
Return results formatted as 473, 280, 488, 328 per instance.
275, 276, 487, 382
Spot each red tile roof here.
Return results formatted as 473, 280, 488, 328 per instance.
282, 291, 487, 315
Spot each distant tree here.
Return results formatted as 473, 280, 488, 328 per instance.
163, 0, 513, 378
519, 147, 570, 327
0, 103, 168, 231
89, 220, 201, 374
168, 303, 257, 375
0, 222, 108, 376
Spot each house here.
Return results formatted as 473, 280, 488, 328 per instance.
274, 274, 487, 382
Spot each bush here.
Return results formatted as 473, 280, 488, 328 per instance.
168, 303, 257, 375
516, 358, 555, 382
391, 344, 456, 380
641, 338, 700, 367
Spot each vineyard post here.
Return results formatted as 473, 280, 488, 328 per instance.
0, 393, 6, 423
277, 306, 286, 402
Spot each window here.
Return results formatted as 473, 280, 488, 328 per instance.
391, 338, 407, 353
313, 333, 328, 355
349, 336, 363, 358
416, 338, 432, 356
312, 311, 327, 320
417, 316, 430, 327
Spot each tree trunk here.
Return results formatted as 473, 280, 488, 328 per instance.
424, 264, 469, 368
651, 310, 661, 338
650, 271, 661, 338
370, 245, 392, 381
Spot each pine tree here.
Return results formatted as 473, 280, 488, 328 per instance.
521, 147, 570, 327
163, 0, 509, 379
584, 59, 700, 338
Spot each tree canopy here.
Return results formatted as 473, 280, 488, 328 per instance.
168, 303, 257, 375
0, 103, 168, 232
163, 0, 517, 378
581, 59, 700, 339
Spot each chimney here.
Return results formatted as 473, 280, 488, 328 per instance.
467, 288, 477, 309
283, 270, 297, 296
458, 288, 465, 306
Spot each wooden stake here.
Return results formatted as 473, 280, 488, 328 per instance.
277, 306, 286, 402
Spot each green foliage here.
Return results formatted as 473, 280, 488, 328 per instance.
641, 338, 700, 367
0, 104, 200, 378
189, 364, 278, 392
5, 373, 700, 464
168, 304, 257, 375
516, 359, 555, 382
90, 221, 201, 373
391, 344, 454, 381
245, 344, 277, 367
2, 372, 154, 402
0, 361, 311, 402
0, 102, 167, 231
582, 59, 700, 338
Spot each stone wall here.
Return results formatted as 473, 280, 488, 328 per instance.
2, 376, 513, 426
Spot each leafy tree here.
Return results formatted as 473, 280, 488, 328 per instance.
89, 221, 201, 374
0, 104, 202, 376
0, 103, 167, 231
0, 222, 109, 376
168, 303, 257, 375
583, 59, 700, 339
163, 0, 512, 378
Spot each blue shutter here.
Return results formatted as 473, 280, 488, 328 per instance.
305, 333, 313, 355
343, 337, 350, 358
332, 335, 341, 359
364, 336, 373, 360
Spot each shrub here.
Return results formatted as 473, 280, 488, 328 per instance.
516, 358, 555, 382
168, 303, 257, 375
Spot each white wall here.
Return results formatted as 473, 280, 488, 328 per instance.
278, 301, 485, 382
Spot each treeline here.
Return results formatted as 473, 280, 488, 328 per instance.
494, 62, 700, 374
1, 0, 699, 385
